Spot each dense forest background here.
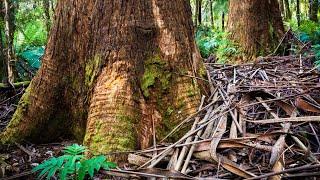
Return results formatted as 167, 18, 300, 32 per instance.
0, 0, 319, 85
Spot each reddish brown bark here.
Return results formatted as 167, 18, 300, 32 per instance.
1, 0, 202, 161
227, 0, 285, 61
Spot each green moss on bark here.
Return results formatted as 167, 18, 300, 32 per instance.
1, 86, 31, 144
141, 54, 171, 97
85, 55, 102, 87
84, 106, 139, 156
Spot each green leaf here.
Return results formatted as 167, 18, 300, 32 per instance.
77, 164, 87, 180
102, 161, 117, 170
63, 144, 87, 156
38, 165, 53, 179
46, 166, 59, 180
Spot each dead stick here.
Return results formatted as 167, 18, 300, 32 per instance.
14, 142, 36, 157
245, 116, 320, 124
174, 96, 205, 171
246, 164, 320, 180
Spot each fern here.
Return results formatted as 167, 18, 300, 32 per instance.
195, 26, 239, 61
63, 144, 87, 156
32, 144, 116, 180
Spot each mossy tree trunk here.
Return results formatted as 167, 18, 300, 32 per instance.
1, 0, 202, 161
227, 0, 285, 61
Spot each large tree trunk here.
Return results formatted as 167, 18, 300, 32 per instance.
1, 0, 202, 161
227, 0, 284, 60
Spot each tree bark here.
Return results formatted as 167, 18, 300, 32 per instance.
279, 0, 285, 17
0, 3, 5, 83
210, 0, 214, 28
43, 0, 51, 33
297, 0, 301, 26
194, 0, 199, 27
1, 0, 202, 162
198, 0, 202, 25
227, 0, 285, 61
0, 29, 5, 83
309, 0, 319, 22
4, 0, 15, 84
284, 0, 292, 20
222, 12, 225, 31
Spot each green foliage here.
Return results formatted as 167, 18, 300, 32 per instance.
212, 0, 229, 13
62, 144, 87, 156
18, 46, 44, 69
313, 44, 320, 68
287, 20, 320, 68
14, 1, 49, 50
287, 20, 320, 44
32, 144, 116, 180
195, 26, 239, 62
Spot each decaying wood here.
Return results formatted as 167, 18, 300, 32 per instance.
125, 54, 320, 179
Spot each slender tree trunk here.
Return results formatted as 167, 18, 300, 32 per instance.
0, 3, 5, 83
284, 0, 292, 20
297, 0, 301, 26
194, 0, 199, 27
279, 0, 285, 17
222, 12, 225, 31
198, 0, 202, 25
4, 0, 15, 84
228, 0, 284, 60
50, 0, 55, 14
309, 0, 319, 22
1, 0, 202, 162
43, 0, 51, 33
210, 0, 214, 28
0, 30, 5, 83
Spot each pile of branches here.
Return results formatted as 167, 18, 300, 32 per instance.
114, 55, 320, 179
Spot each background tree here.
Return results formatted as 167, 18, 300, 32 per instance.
227, 0, 285, 60
309, 0, 319, 22
284, 0, 292, 20
0, 0, 202, 161
297, 0, 301, 26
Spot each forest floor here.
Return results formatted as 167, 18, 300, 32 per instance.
1, 35, 320, 179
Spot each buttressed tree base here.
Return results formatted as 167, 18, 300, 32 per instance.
1, 0, 202, 161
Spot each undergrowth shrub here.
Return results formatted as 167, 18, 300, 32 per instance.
195, 26, 240, 63
32, 144, 116, 180
285, 20, 320, 67
313, 44, 320, 68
